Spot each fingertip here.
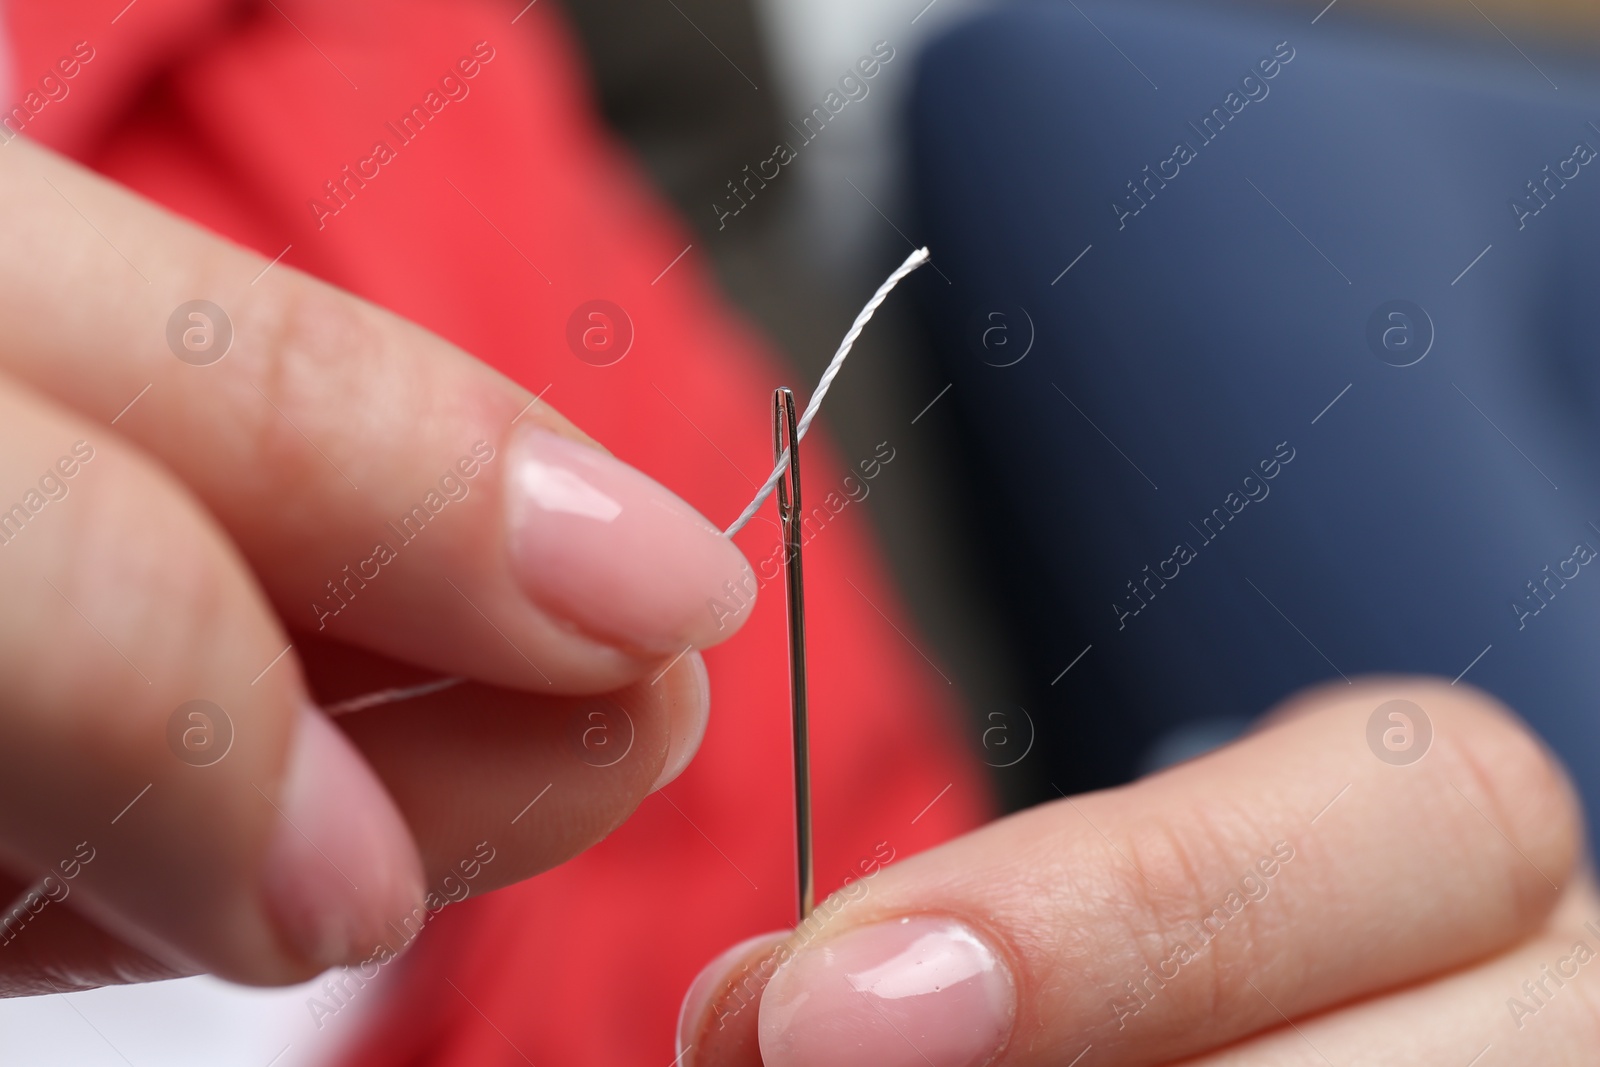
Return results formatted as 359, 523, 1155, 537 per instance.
503, 427, 757, 659
677, 931, 791, 1067
258, 705, 426, 976
652, 650, 711, 793
757, 916, 1016, 1067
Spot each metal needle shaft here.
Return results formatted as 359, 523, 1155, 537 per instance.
773, 386, 814, 922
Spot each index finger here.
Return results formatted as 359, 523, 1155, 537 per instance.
681, 679, 1582, 1067
0, 138, 754, 693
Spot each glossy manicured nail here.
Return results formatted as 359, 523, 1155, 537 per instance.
677, 930, 791, 1067
652, 650, 711, 793
759, 916, 1016, 1067
505, 426, 756, 656
260, 706, 426, 970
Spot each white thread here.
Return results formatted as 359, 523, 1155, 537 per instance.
323, 676, 465, 716
722, 246, 931, 537
323, 247, 931, 713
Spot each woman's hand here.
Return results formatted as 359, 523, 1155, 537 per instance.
0, 138, 753, 994
679, 679, 1597, 1066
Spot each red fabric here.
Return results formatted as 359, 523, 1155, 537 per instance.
4, 1, 992, 1062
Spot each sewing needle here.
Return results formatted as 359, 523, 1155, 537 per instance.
773, 386, 814, 923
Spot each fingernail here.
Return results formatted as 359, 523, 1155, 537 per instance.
652, 650, 711, 793
505, 426, 756, 656
677, 930, 791, 1067
759, 916, 1016, 1067
261, 706, 426, 970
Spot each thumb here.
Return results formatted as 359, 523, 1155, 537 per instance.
675, 679, 1580, 1067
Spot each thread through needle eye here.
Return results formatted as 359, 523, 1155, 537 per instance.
773, 386, 813, 923
322, 249, 932, 729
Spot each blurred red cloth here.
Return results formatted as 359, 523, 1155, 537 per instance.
4, 0, 991, 1062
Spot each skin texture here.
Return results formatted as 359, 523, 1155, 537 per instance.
0, 138, 751, 994
681, 678, 1600, 1067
